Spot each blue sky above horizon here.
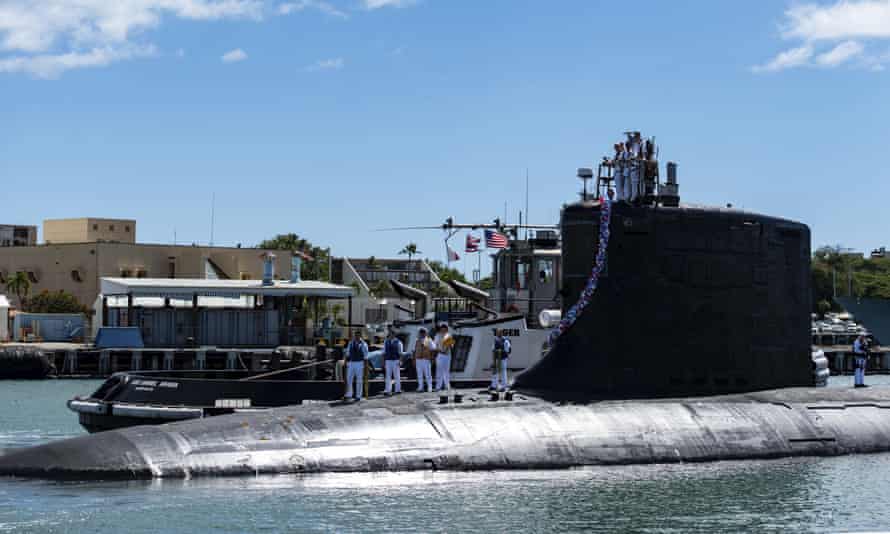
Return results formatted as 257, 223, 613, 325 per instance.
2, 0, 889, 275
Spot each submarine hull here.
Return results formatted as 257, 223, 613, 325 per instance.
3, 388, 890, 479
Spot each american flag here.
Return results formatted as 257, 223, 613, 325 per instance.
485, 229, 508, 249
465, 234, 481, 253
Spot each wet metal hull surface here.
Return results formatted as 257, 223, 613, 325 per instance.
3, 387, 890, 479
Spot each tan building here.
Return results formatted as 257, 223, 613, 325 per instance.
0, 225, 37, 247
44, 218, 137, 244
0, 242, 292, 310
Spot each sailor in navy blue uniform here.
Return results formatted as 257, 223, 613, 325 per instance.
344, 331, 369, 401
853, 334, 869, 388
382, 329, 405, 395
490, 331, 512, 392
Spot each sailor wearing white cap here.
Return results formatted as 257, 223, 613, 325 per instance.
613, 143, 627, 202
412, 327, 436, 392
434, 323, 455, 391
626, 132, 642, 202
490, 330, 512, 392
344, 331, 369, 401
853, 334, 869, 388
382, 328, 404, 395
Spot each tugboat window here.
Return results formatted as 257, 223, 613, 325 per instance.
513, 260, 531, 290
537, 259, 554, 283
450, 335, 473, 372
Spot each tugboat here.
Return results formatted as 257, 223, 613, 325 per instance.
6, 132, 878, 480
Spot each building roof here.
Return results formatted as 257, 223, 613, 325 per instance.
100, 277, 354, 299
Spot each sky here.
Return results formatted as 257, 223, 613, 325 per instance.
2, 0, 890, 277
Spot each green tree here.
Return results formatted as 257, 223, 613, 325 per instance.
372, 280, 390, 298
476, 276, 494, 291
26, 290, 88, 314
810, 245, 890, 313
427, 260, 468, 285
6, 271, 31, 309
399, 243, 421, 263
258, 233, 331, 281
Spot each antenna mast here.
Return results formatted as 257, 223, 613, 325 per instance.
210, 193, 216, 246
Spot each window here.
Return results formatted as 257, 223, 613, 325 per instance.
512, 259, 531, 290
537, 259, 554, 283
92, 224, 98, 231
71, 270, 83, 283
120, 269, 131, 278
27, 271, 39, 283
450, 335, 473, 372
125, 225, 130, 232
109, 225, 115, 231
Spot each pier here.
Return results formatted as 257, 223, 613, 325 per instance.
0, 342, 329, 378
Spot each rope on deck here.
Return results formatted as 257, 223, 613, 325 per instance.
549, 197, 613, 346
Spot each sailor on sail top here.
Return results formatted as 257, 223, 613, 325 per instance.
383, 328, 404, 395
344, 331, 369, 401
613, 142, 627, 202
626, 131, 642, 202
412, 327, 436, 392
853, 334, 869, 388
491, 330, 512, 392
434, 323, 455, 391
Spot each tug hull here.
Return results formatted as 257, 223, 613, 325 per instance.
3, 387, 890, 479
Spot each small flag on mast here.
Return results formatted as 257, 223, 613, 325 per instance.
465, 234, 481, 253
485, 229, 508, 249
447, 246, 460, 262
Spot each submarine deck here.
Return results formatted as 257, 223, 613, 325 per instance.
4, 386, 890, 479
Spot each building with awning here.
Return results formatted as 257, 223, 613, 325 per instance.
96, 277, 355, 348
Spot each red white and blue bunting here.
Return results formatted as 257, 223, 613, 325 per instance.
549, 197, 612, 346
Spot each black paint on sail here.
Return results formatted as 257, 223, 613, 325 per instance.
514, 201, 813, 399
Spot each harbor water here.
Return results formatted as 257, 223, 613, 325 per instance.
2, 378, 890, 533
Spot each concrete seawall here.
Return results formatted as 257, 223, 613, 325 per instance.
2, 387, 890, 479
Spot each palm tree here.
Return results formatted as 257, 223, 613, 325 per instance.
6, 271, 31, 310
399, 243, 421, 263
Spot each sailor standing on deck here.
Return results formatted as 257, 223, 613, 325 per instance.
344, 331, 369, 401
412, 327, 436, 392
853, 334, 869, 388
434, 324, 455, 391
490, 330, 512, 392
382, 328, 405, 396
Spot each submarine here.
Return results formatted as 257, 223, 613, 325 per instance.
2, 136, 887, 479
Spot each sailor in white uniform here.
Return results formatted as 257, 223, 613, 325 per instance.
344, 331, 369, 401
626, 132, 642, 202
434, 324, 455, 391
490, 331, 512, 392
382, 329, 405, 395
853, 334, 869, 388
612, 143, 627, 202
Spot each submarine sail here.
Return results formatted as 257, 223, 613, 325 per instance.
514, 201, 814, 398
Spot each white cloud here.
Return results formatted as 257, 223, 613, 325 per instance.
755, 0, 890, 72
305, 57, 343, 71
816, 40, 865, 66
221, 48, 247, 62
0, 44, 156, 78
752, 45, 813, 73
362, 0, 416, 9
783, 1, 890, 41
0, 0, 261, 78
278, 1, 347, 18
